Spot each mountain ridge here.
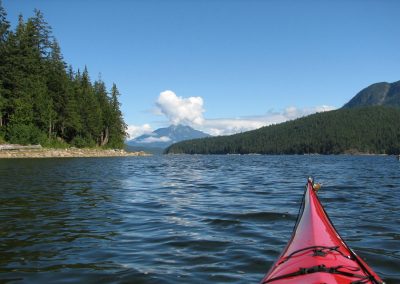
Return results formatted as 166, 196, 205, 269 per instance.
343, 80, 400, 108
165, 106, 400, 155
165, 80, 400, 155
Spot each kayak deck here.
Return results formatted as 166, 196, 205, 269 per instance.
261, 179, 384, 284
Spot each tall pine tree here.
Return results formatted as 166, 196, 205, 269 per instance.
0, 0, 10, 128
108, 83, 127, 148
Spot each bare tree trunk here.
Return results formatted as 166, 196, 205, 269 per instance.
48, 119, 52, 139
101, 127, 109, 146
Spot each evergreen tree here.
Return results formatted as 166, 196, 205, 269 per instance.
94, 77, 110, 146
30, 9, 52, 58
0, 5, 128, 148
0, 0, 9, 42
6, 15, 35, 129
0, 0, 10, 128
108, 83, 127, 148
64, 68, 82, 142
79, 66, 102, 146
46, 39, 68, 138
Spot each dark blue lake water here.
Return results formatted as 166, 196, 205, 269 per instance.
0, 155, 399, 283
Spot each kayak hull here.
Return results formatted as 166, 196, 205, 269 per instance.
261, 273, 375, 284
261, 180, 383, 284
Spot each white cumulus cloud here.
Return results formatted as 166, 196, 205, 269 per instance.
156, 90, 204, 126
126, 124, 153, 139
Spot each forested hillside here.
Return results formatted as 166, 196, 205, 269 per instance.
165, 107, 400, 155
0, 3, 126, 148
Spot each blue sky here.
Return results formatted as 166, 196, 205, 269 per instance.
3, 0, 400, 138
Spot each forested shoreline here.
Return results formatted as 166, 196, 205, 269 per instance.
166, 106, 400, 155
0, 3, 127, 148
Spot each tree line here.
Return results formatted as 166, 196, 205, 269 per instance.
165, 106, 400, 155
0, 2, 127, 148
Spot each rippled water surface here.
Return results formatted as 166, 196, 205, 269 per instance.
0, 155, 399, 283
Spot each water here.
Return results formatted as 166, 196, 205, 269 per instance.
0, 155, 399, 283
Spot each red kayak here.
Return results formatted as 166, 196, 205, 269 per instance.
260, 178, 384, 284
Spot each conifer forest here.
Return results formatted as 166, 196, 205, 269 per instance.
0, 3, 127, 148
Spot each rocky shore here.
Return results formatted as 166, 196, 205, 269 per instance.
0, 144, 149, 158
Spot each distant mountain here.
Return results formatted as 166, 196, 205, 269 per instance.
126, 124, 210, 149
343, 80, 400, 108
166, 106, 400, 155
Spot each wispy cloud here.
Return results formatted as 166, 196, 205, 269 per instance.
201, 118, 266, 136
199, 105, 336, 136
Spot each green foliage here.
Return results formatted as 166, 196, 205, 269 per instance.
0, 130, 5, 144
6, 123, 45, 145
106, 83, 127, 149
0, 4, 127, 148
71, 136, 96, 148
166, 107, 400, 155
40, 137, 69, 148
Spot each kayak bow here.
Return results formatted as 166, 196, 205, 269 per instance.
261, 178, 384, 284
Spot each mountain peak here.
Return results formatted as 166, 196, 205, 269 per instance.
127, 124, 210, 149
343, 80, 400, 108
